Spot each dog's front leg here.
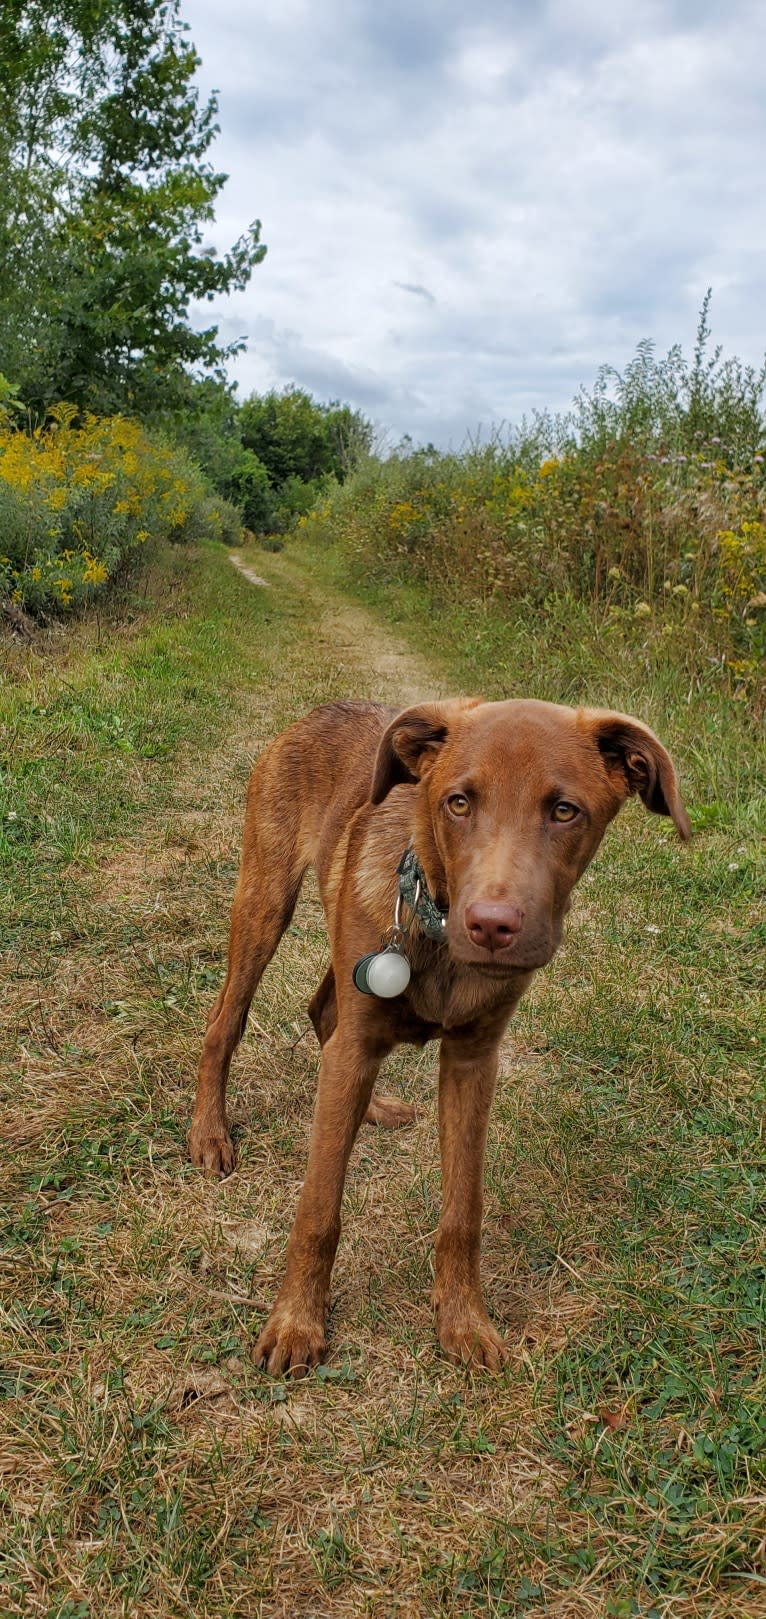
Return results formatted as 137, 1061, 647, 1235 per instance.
254, 1028, 388, 1377
433, 1028, 508, 1371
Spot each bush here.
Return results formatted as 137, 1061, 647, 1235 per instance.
0, 406, 241, 614
200, 495, 244, 550
300, 443, 766, 708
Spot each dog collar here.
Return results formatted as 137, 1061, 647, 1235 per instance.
352, 847, 447, 997
397, 847, 448, 940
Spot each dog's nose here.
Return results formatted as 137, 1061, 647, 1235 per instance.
464, 901, 524, 953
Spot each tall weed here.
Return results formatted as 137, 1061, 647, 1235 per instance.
297, 315, 766, 711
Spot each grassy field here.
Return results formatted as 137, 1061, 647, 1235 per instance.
1, 538, 765, 1618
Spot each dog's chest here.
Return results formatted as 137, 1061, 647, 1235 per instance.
402, 943, 523, 1032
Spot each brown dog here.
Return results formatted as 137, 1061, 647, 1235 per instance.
190, 698, 689, 1373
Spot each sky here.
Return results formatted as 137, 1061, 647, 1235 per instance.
185, 0, 766, 449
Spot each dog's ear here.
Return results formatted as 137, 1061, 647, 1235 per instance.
585, 710, 691, 840
370, 699, 480, 804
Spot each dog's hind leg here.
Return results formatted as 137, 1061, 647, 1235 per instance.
364, 1093, 418, 1129
190, 766, 311, 1176
307, 966, 337, 1047
308, 967, 416, 1130
190, 863, 305, 1175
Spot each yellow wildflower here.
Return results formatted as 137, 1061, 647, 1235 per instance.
82, 557, 108, 585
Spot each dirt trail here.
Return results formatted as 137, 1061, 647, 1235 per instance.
242, 546, 443, 707
228, 552, 269, 589
151, 547, 443, 876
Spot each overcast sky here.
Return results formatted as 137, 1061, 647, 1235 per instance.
185, 0, 766, 448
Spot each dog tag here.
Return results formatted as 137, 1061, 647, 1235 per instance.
352, 945, 411, 998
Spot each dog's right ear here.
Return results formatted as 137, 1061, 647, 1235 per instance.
370, 699, 480, 804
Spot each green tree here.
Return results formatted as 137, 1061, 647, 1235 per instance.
172, 377, 277, 530
0, 0, 265, 416
238, 387, 373, 525
239, 387, 375, 486
239, 388, 337, 487
324, 401, 375, 477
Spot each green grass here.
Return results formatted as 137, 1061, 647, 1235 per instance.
1, 538, 764, 1617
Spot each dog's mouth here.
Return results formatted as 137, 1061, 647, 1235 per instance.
447, 926, 559, 974
448, 944, 555, 974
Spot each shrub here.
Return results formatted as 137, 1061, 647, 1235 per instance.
296, 376, 766, 712
0, 406, 241, 614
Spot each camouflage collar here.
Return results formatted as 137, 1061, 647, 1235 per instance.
396, 846, 448, 942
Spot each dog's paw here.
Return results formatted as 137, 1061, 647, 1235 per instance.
188, 1123, 236, 1178
436, 1300, 508, 1373
364, 1093, 418, 1129
252, 1306, 326, 1378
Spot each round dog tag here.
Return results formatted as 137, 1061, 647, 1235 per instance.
352, 946, 411, 998
366, 948, 411, 998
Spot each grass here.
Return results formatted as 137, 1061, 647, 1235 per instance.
1, 537, 765, 1617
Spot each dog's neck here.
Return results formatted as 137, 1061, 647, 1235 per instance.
398, 845, 448, 939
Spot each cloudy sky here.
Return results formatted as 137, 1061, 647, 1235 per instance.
185, 0, 766, 448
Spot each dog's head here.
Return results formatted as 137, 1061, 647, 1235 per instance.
371, 697, 690, 972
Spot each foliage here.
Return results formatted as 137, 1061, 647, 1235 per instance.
0, 0, 265, 418
0, 373, 25, 420
239, 387, 373, 530
170, 377, 276, 529
0, 407, 241, 614
565, 291, 766, 458
240, 387, 372, 487
297, 319, 766, 712
164, 382, 374, 536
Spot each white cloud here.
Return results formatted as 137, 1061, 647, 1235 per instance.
184, 0, 766, 446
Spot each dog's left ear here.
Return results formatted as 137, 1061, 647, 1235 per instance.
370, 699, 480, 804
585, 711, 691, 840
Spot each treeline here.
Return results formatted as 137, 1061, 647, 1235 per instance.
172, 383, 373, 536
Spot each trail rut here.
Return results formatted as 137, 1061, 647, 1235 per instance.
239, 546, 443, 707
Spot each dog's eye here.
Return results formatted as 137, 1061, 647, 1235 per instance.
552, 801, 579, 823
447, 794, 471, 818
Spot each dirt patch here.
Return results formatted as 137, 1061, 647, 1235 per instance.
229, 552, 269, 588
247, 546, 445, 706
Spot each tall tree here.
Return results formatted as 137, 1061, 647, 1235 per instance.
0, 0, 265, 416
240, 388, 373, 487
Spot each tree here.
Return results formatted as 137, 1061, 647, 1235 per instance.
172, 376, 277, 530
239, 388, 336, 488
240, 388, 373, 484
0, 0, 265, 416
238, 387, 373, 529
